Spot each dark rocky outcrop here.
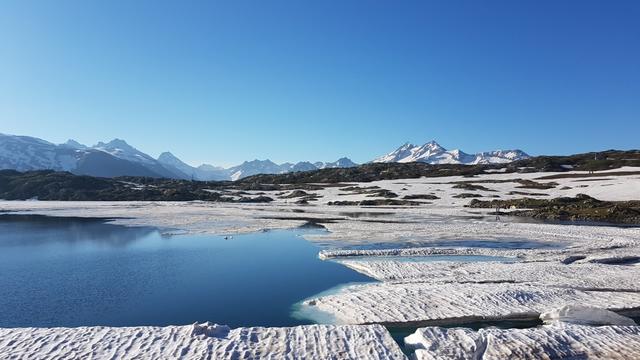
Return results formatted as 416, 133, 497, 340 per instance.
467, 194, 640, 224
452, 183, 496, 192
402, 194, 440, 200
0, 170, 268, 202
453, 193, 483, 198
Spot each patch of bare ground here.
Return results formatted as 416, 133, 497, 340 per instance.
452, 183, 496, 192
467, 194, 640, 224
328, 199, 423, 206
508, 191, 549, 196
573, 178, 615, 182
515, 179, 558, 189
536, 171, 640, 180
280, 190, 313, 198
453, 193, 483, 198
402, 194, 440, 200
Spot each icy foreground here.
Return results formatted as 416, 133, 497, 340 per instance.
540, 305, 638, 326
406, 307, 639, 360
336, 261, 640, 290
300, 260, 640, 325
406, 324, 640, 360
302, 282, 640, 325
0, 323, 406, 360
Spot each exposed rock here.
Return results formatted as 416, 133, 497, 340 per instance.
280, 190, 310, 198
467, 194, 640, 224
402, 194, 440, 200
515, 179, 558, 189
452, 183, 495, 192
328, 199, 422, 206
453, 193, 482, 198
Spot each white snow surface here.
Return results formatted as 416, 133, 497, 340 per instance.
0, 323, 405, 360
304, 251, 640, 326
335, 261, 640, 290
406, 323, 640, 360
300, 282, 640, 325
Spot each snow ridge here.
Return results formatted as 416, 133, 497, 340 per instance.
0, 133, 357, 180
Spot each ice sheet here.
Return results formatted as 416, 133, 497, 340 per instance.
0, 323, 406, 360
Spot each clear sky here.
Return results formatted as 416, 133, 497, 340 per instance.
1, 1, 638, 166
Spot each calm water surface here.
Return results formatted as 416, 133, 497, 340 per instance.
0, 215, 371, 328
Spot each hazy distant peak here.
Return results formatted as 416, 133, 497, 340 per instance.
95, 138, 134, 150
60, 139, 87, 150
244, 159, 278, 166
158, 151, 179, 161
197, 163, 225, 171
318, 157, 357, 169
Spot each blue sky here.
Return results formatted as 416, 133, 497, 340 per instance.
1, 1, 638, 166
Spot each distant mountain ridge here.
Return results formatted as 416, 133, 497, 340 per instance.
373, 140, 529, 165
225, 157, 358, 181
0, 133, 357, 180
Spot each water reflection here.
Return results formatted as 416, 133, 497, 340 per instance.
0, 214, 157, 247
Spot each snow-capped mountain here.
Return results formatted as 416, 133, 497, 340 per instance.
291, 161, 318, 172
315, 157, 358, 169
0, 133, 357, 180
0, 133, 78, 172
157, 152, 193, 176
226, 157, 358, 180
374, 141, 450, 163
90, 139, 186, 179
0, 133, 165, 177
157, 152, 229, 181
373, 141, 529, 165
94, 139, 158, 166
59, 139, 88, 150
227, 160, 289, 181
473, 150, 530, 164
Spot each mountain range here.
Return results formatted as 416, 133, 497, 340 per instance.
0, 133, 357, 181
373, 141, 529, 165
0, 133, 528, 180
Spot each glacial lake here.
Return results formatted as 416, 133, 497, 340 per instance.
0, 215, 371, 328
